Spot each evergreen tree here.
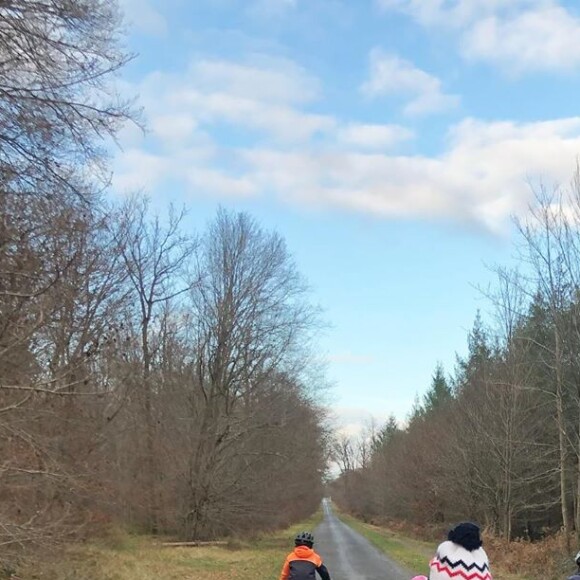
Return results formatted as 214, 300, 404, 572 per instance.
455, 310, 493, 393
423, 362, 452, 413
407, 393, 425, 426
371, 414, 400, 452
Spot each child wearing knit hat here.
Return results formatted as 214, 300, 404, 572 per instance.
568, 551, 580, 580
429, 522, 492, 580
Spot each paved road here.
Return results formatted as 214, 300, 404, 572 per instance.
314, 499, 415, 580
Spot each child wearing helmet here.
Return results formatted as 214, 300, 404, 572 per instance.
279, 531, 331, 580
568, 551, 580, 580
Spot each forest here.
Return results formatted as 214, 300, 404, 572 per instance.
332, 181, 580, 551
0, 0, 328, 557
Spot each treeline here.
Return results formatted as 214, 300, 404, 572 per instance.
0, 0, 328, 557
332, 181, 580, 546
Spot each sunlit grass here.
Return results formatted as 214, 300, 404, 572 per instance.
20, 512, 323, 580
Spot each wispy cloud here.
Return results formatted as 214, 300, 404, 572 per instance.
190, 57, 321, 105
118, 0, 167, 37
240, 117, 580, 232
377, 0, 542, 28
331, 407, 393, 437
337, 123, 414, 150
114, 54, 580, 232
377, 0, 580, 74
464, 5, 580, 73
113, 150, 169, 192
113, 55, 336, 196
149, 56, 335, 143
361, 49, 460, 116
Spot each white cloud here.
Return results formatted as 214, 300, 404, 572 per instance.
112, 149, 169, 192
378, 0, 580, 74
361, 50, 460, 116
464, 6, 580, 73
377, 0, 545, 28
113, 144, 217, 195
114, 55, 580, 232
337, 123, 414, 150
332, 407, 393, 438
136, 56, 334, 144
184, 168, 258, 198
114, 56, 338, 197
119, 0, 167, 36
116, 98, 580, 230
239, 117, 580, 232
173, 89, 336, 142
190, 57, 320, 105
151, 114, 198, 146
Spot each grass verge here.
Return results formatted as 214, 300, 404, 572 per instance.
336, 511, 528, 580
336, 511, 433, 575
18, 512, 323, 580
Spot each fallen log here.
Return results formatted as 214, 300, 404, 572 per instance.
160, 541, 228, 547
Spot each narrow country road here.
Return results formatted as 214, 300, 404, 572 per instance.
313, 499, 416, 580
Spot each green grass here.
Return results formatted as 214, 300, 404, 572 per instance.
336, 511, 434, 575
19, 512, 324, 580
336, 510, 528, 580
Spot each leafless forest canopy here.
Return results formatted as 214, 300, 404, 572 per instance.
0, 0, 328, 558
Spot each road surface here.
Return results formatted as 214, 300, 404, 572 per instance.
313, 499, 416, 580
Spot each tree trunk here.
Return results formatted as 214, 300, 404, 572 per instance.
576, 408, 580, 543
555, 329, 571, 549
142, 313, 159, 534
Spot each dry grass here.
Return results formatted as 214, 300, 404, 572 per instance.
337, 510, 576, 580
15, 509, 577, 580
17, 514, 323, 580
484, 532, 573, 580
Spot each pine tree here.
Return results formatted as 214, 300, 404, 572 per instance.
371, 414, 400, 452
423, 362, 452, 413
455, 310, 493, 393
407, 393, 425, 426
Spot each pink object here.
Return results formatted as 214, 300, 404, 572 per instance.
411, 577, 428, 580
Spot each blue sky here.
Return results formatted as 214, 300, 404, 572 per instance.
113, 0, 580, 433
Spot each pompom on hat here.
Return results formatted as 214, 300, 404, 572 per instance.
448, 522, 483, 551
429, 522, 492, 580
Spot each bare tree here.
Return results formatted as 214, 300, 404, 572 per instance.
115, 196, 196, 533
0, 198, 129, 549
0, 0, 136, 200
333, 434, 357, 476
516, 187, 575, 548
0, 0, 135, 555
183, 209, 318, 539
